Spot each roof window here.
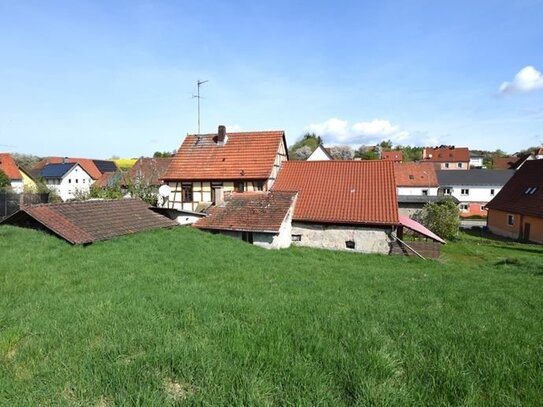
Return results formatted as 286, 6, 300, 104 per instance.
525, 186, 538, 195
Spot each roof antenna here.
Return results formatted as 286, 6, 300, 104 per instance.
193, 79, 209, 134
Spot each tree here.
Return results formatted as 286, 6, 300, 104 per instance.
289, 133, 323, 160
379, 140, 393, 150
0, 169, 11, 191
415, 197, 460, 240
328, 145, 354, 160
355, 146, 379, 160
294, 145, 312, 160
11, 153, 42, 170
153, 151, 175, 158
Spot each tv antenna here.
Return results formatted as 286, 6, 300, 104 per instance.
193, 79, 208, 134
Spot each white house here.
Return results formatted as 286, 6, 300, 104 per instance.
307, 145, 333, 161
40, 163, 94, 201
436, 170, 514, 218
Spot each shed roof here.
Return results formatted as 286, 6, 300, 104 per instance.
486, 160, 543, 218
273, 160, 399, 226
0, 153, 22, 180
162, 130, 286, 181
1, 199, 177, 244
436, 169, 514, 186
194, 191, 297, 233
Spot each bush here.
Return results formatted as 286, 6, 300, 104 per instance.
415, 197, 460, 240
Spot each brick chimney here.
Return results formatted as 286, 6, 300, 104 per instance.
217, 125, 228, 146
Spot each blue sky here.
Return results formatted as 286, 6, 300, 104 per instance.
1, 0, 542, 158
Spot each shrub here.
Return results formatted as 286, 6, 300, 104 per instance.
415, 197, 460, 240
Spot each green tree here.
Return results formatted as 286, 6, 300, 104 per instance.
415, 197, 460, 240
0, 169, 11, 191
289, 133, 323, 159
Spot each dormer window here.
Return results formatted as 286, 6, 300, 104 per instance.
525, 186, 538, 195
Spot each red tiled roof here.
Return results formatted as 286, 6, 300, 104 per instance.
492, 156, 526, 170
162, 130, 286, 181
194, 191, 297, 233
93, 172, 116, 188
129, 157, 173, 185
33, 157, 104, 179
382, 151, 403, 162
2, 199, 177, 244
394, 162, 438, 187
273, 161, 399, 225
486, 160, 543, 218
423, 147, 470, 163
0, 153, 22, 180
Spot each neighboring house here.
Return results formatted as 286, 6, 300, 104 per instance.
437, 169, 514, 218
469, 153, 484, 169
272, 160, 399, 254
0, 153, 38, 193
307, 145, 333, 161
39, 163, 94, 201
32, 157, 117, 181
422, 146, 470, 170
492, 156, 525, 170
381, 151, 403, 163
161, 125, 288, 212
194, 191, 298, 249
486, 160, 543, 244
1, 199, 177, 244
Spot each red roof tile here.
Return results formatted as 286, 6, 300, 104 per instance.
129, 157, 173, 185
382, 151, 403, 162
273, 161, 399, 225
194, 191, 297, 233
2, 199, 177, 244
423, 147, 470, 163
0, 153, 23, 180
33, 157, 104, 180
162, 130, 286, 181
492, 156, 526, 170
486, 160, 543, 218
394, 162, 438, 187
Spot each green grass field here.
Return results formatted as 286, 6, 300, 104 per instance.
1, 225, 542, 406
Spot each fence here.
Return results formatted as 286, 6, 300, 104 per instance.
0, 192, 50, 220
389, 240, 442, 259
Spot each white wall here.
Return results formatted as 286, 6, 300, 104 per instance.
445, 186, 501, 203
10, 180, 24, 194
397, 187, 439, 196
46, 164, 93, 201
307, 146, 331, 161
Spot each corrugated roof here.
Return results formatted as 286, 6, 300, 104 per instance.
162, 130, 286, 181
394, 162, 438, 187
0, 153, 22, 180
486, 160, 543, 218
39, 163, 77, 178
194, 191, 297, 233
1, 199, 177, 244
273, 161, 399, 225
437, 169, 514, 186
423, 147, 470, 162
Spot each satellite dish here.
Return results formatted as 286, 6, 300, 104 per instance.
159, 184, 171, 198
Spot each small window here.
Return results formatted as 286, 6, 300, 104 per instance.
490, 189, 495, 196
480, 205, 486, 211
75, 179, 78, 184
408, 174, 414, 180
291, 234, 302, 242
507, 215, 514, 226
255, 181, 264, 191
234, 181, 245, 192
83, 179, 85, 184
68, 179, 72, 184
182, 184, 193, 202
525, 186, 538, 195
443, 187, 452, 195
444, 163, 450, 168
422, 189, 428, 196
460, 204, 468, 211
345, 240, 356, 249
242, 231, 253, 244
461, 189, 469, 196
457, 163, 463, 168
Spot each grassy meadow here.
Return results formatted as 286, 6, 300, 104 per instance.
1, 225, 542, 406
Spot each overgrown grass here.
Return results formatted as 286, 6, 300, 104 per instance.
1, 226, 542, 406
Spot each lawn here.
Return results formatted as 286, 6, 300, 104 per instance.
1, 225, 542, 406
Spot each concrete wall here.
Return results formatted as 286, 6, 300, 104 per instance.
291, 222, 392, 254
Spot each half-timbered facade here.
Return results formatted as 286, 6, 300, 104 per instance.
161, 125, 288, 212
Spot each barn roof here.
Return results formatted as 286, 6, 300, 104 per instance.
1, 199, 177, 244
162, 129, 286, 181
273, 160, 399, 226
194, 191, 297, 233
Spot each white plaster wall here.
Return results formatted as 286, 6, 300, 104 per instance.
47, 165, 93, 201
397, 187, 439, 196
291, 222, 392, 254
174, 213, 205, 225
10, 180, 24, 193
307, 147, 331, 161
448, 186, 501, 203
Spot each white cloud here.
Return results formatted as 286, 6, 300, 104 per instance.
305, 118, 411, 146
499, 65, 543, 95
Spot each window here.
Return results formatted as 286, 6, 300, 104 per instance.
291, 234, 302, 242
481, 205, 486, 211
444, 163, 450, 168
507, 215, 514, 226
457, 163, 463, 168
490, 189, 495, 196
234, 181, 245, 192
345, 240, 356, 249
242, 231, 253, 244
408, 174, 414, 180
422, 189, 428, 196
443, 187, 452, 195
68, 179, 72, 184
525, 186, 538, 195
255, 181, 264, 191
83, 179, 85, 184
182, 184, 193, 202
75, 179, 78, 184
461, 189, 469, 196
460, 204, 468, 211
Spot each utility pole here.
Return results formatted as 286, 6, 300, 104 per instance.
193, 79, 208, 134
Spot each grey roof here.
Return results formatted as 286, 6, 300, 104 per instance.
397, 195, 459, 204
40, 163, 76, 178
437, 169, 514, 187
93, 160, 118, 174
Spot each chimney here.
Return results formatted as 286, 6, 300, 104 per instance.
217, 125, 228, 146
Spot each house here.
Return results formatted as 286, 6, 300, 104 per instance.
469, 152, 484, 169
0, 153, 37, 193
1, 199, 177, 244
272, 160, 399, 254
437, 169, 514, 218
381, 151, 403, 163
422, 146, 470, 170
492, 155, 526, 170
307, 145, 333, 161
126, 157, 173, 187
32, 157, 117, 183
486, 160, 543, 244
194, 191, 298, 249
161, 125, 288, 213
39, 163, 94, 201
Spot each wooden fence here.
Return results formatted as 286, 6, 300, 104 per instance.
389, 240, 442, 258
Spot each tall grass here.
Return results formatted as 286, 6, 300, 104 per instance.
1, 225, 542, 406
